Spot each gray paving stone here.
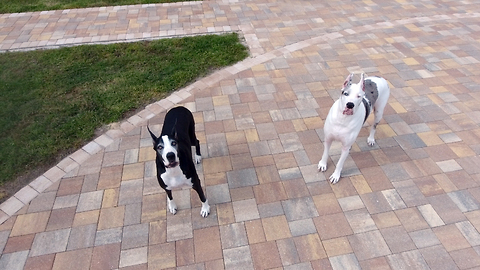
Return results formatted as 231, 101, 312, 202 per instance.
53, 194, 79, 210
206, 184, 231, 205
419, 245, 458, 270
387, 250, 430, 270
166, 210, 193, 242
227, 168, 258, 189
95, 227, 123, 246
118, 179, 143, 205
279, 167, 303, 181
124, 202, 142, 226
258, 201, 285, 218
348, 230, 390, 261
30, 229, 71, 256
329, 253, 361, 270
0, 250, 29, 270
119, 246, 148, 268
288, 218, 317, 237
284, 262, 314, 270
448, 190, 480, 212
223, 246, 254, 270
282, 197, 318, 221
394, 134, 427, 150
338, 195, 364, 212
232, 199, 260, 222
122, 223, 149, 250
0, 230, 9, 254
456, 221, 480, 246
345, 209, 377, 234
219, 223, 248, 249
27, 191, 56, 213
76, 190, 103, 212
67, 224, 96, 251
409, 229, 441, 249
417, 204, 445, 228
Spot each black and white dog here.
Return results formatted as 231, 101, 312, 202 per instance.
148, 106, 210, 217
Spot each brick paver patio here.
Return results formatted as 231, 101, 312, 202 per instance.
1, 0, 480, 269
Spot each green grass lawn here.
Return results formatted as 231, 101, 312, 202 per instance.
0, 0, 189, 13
0, 33, 249, 200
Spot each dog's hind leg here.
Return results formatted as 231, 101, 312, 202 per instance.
192, 179, 210, 217
188, 120, 202, 164
194, 139, 202, 164
367, 102, 387, 146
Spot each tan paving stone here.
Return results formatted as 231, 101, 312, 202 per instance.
262, 215, 291, 241
100, 188, 118, 209
250, 241, 282, 269
52, 248, 92, 270
24, 254, 55, 270
245, 219, 266, 244
97, 206, 125, 230
72, 209, 99, 227
294, 233, 327, 262
194, 227, 222, 263
10, 212, 50, 237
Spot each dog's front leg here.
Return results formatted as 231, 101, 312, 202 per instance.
318, 138, 332, 172
165, 190, 177, 215
192, 181, 210, 217
329, 145, 351, 184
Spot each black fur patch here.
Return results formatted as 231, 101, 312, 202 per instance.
364, 79, 378, 105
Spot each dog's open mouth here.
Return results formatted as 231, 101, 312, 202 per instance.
166, 162, 179, 168
343, 108, 354, 115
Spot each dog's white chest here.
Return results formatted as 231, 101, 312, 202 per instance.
161, 166, 192, 190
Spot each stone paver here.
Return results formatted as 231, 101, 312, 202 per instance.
2, 0, 480, 269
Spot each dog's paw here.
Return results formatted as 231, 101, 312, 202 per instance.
168, 199, 177, 215
195, 154, 202, 164
200, 200, 210, 217
367, 137, 376, 146
329, 172, 341, 184
318, 160, 327, 172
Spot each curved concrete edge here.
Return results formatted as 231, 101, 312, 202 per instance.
1, 11, 479, 224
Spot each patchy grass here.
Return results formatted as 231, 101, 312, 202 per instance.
0, 33, 249, 199
0, 0, 191, 13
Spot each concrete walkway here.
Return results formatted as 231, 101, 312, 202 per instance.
1, 0, 480, 269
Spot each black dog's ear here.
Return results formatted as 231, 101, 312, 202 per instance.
147, 126, 158, 145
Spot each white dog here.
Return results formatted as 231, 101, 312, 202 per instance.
318, 73, 390, 184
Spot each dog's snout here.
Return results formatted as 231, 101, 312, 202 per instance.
346, 102, 355, 109
166, 152, 176, 162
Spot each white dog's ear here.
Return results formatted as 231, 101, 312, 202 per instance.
342, 73, 353, 90
359, 73, 366, 92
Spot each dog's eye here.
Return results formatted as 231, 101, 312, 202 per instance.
171, 141, 177, 147
343, 92, 349, 96
157, 145, 164, 150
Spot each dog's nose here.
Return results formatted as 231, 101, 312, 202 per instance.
346, 102, 354, 109
166, 152, 176, 162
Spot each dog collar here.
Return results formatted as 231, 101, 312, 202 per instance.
362, 97, 372, 123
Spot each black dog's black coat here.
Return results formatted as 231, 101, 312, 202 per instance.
147, 106, 207, 207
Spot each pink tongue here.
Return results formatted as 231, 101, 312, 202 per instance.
343, 108, 353, 115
